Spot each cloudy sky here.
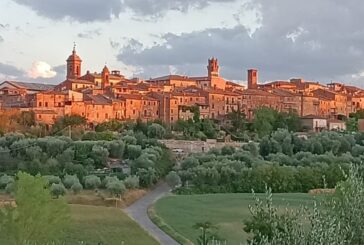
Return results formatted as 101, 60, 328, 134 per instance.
1, 0, 364, 87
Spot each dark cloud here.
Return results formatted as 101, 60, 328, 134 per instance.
118, 0, 364, 85
0, 63, 25, 77
78, 29, 102, 39
12, 0, 234, 22
123, 0, 236, 17
12, 0, 123, 22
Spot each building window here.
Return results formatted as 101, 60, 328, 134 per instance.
144, 110, 147, 116
97, 113, 99, 118
38, 102, 42, 107
190, 97, 192, 101
180, 98, 182, 103
171, 109, 174, 113
38, 115, 41, 119
171, 117, 174, 121
130, 101, 133, 105
212, 104, 215, 109
58, 102, 61, 107
105, 113, 108, 119
45, 102, 48, 107
133, 110, 136, 115
157, 110, 159, 115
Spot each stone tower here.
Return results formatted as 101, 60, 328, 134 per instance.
66, 44, 82, 79
207, 58, 219, 78
101, 65, 110, 89
248, 69, 258, 89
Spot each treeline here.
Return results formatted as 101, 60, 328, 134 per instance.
0, 129, 175, 189
173, 130, 364, 194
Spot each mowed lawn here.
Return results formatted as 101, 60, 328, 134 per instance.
154, 193, 321, 244
64, 205, 159, 245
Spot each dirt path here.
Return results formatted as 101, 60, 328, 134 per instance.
124, 183, 180, 245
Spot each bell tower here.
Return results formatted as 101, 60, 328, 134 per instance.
101, 65, 110, 89
66, 43, 82, 79
207, 57, 219, 78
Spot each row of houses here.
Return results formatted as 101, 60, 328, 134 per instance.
1, 47, 363, 128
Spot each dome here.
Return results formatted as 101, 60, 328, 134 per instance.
67, 50, 82, 62
102, 65, 110, 74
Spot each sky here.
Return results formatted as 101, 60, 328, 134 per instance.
0, 0, 364, 87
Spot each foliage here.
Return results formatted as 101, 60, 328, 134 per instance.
63, 175, 80, 189
124, 175, 140, 189
52, 115, 86, 134
193, 222, 223, 245
246, 166, 364, 245
0, 174, 14, 189
50, 183, 67, 198
106, 180, 126, 196
84, 175, 101, 189
71, 182, 83, 194
166, 171, 181, 189
44, 175, 62, 186
147, 123, 166, 139
0, 172, 70, 244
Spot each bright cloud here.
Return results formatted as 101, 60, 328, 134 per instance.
28, 61, 57, 79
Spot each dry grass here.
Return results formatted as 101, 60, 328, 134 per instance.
66, 189, 147, 208
0, 188, 147, 208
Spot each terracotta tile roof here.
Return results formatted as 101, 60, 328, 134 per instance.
241, 89, 279, 97
84, 94, 112, 105
148, 75, 195, 82
118, 94, 158, 101
33, 109, 57, 114
301, 114, 327, 119
270, 89, 297, 97
3, 81, 55, 91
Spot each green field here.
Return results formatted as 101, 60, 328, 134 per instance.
153, 193, 321, 245
0, 204, 159, 245
64, 205, 159, 245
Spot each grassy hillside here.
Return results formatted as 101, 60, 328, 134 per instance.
153, 193, 321, 244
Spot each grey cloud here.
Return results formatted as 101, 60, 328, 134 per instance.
0, 35, 3, 42
0, 63, 25, 77
12, 0, 123, 22
78, 29, 102, 39
123, 0, 236, 17
118, 0, 364, 86
12, 0, 235, 22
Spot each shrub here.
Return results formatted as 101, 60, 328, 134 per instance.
0, 174, 14, 189
71, 182, 83, 194
102, 176, 119, 188
124, 175, 140, 189
84, 175, 101, 189
44, 175, 62, 186
5, 182, 15, 194
50, 183, 66, 198
107, 180, 126, 196
63, 175, 80, 189
166, 171, 181, 189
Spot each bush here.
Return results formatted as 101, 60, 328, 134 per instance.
63, 175, 80, 189
107, 180, 126, 196
124, 175, 140, 189
84, 175, 101, 189
166, 171, 181, 189
0, 174, 14, 189
44, 175, 62, 186
71, 182, 83, 194
102, 176, 119, 188
5, 182, 15, 194
50, 183, 66, 198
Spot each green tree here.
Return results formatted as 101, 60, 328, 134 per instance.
147, 123, 166, 139
227, 106, 246, 132
0, 172, 70, 244
193, 221, 222, 245
252, 107, 277, 137
166, 171, 181, 189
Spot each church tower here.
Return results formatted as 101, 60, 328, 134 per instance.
207, 57, 219, 78
66, 44, 82, 79
101, 65, 110, 89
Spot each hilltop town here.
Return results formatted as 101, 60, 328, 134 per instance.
0, 46, 363, 130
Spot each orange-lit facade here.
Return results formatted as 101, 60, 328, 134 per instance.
1, 47, 363, 126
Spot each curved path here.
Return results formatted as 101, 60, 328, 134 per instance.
124, 183, 180, 245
